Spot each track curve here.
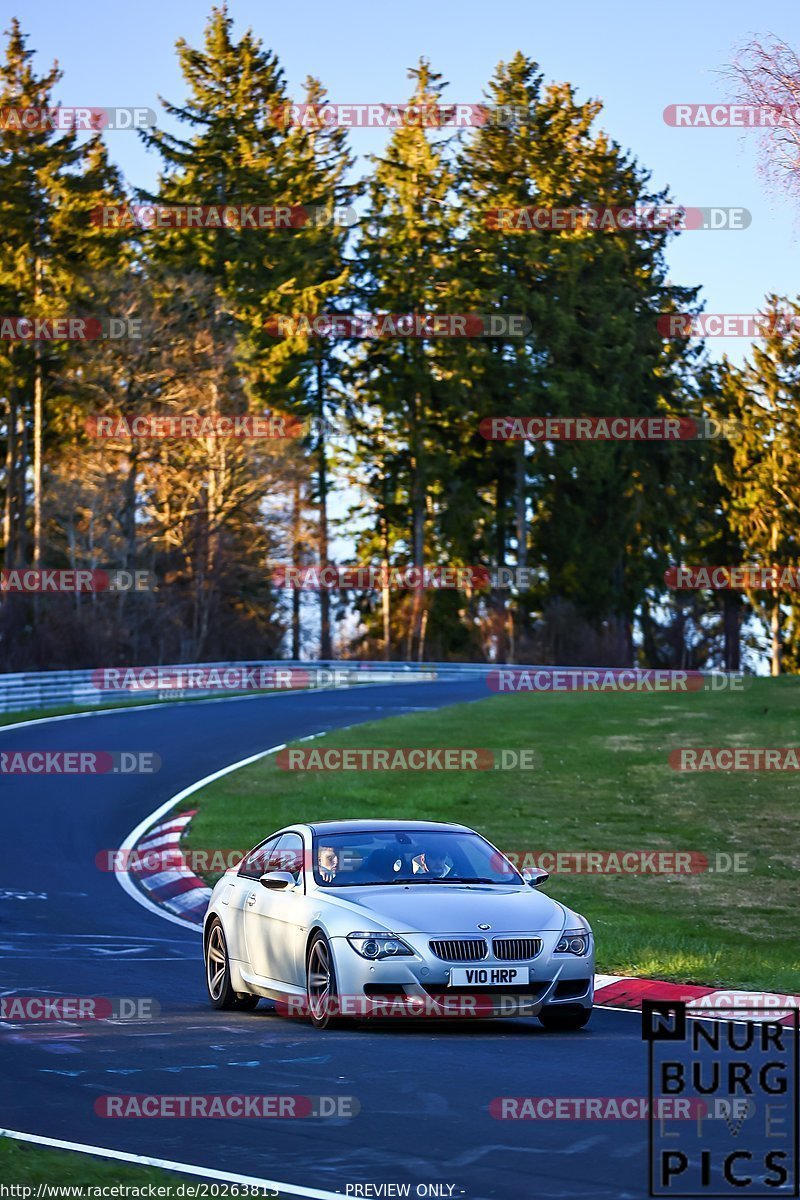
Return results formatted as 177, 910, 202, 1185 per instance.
0, 681, 700, 1198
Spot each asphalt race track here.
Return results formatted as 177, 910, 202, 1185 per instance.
0, 681, 783, 1200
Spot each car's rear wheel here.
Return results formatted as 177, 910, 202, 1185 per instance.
205, 918, 259, 1011
538, 1004, 591, 1031
306, 932, 347, 1029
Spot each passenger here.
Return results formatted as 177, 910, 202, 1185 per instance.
317, 845, 339, 883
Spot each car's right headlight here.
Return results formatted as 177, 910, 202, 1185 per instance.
555, 929, 591, 956
347, 932, 415, 960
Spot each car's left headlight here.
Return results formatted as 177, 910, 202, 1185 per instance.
347, 932, 415, 960
555, 928, 591, 956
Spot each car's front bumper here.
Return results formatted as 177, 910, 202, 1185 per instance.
330, 930, 594, 1018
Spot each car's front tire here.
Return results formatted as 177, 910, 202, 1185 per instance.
205, 917, 259, 1011
306, 931, 347, 1029
538, 1004, 591, 1031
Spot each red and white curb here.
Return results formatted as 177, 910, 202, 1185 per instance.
128, 809, 211, 926
593, 974, 799, 1024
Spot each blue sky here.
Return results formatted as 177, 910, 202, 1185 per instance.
7, 0, 800, 365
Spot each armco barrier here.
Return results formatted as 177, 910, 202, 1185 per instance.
0, 661, 478, 715
0, 662, 739, 716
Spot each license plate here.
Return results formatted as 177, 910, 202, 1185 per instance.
449, 966, 528, 987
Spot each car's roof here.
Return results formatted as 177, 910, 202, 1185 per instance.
304, 819, 473, 835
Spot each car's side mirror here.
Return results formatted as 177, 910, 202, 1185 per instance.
259, 871, 295, 890
521, 867, 550, 888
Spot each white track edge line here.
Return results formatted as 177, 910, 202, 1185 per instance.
0, 1128, 341, 1198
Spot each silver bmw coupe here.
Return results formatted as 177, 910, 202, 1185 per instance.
203, 819, 594, 1029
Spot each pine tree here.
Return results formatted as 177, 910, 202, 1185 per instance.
456, 52, 702, 665
713, 297, 800, 674
0, 18, 126, 576
353, 59, 460, 660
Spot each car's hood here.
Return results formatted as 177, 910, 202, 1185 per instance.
322, 883, 565, 934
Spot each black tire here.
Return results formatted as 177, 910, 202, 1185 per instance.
306, 931, 347, 1029
205, 918, 259, 1011
538, 1004, 591, 1031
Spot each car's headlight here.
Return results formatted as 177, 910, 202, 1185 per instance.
555, 928, 591, 956
347, 932, 415, 960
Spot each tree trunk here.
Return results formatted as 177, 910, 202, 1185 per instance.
291, 474, 302, 660
770, 518, 781, 676
378, 420, 391, 661
513, 439, 528, 663
493, 472, 508, 664
408, 391, 426, 662
17, 406, 28, 563
722, 591, 741, 671
33, 342, 43, 568
770, 601, 782, 676
3, 392, 17, 568
316, 355, 332, 660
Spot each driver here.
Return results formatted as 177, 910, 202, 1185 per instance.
412, 849, 452, 878
317, 845, 339, 883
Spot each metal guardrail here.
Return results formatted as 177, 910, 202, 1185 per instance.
0, 660, 493, 714
0, 660, 734, 716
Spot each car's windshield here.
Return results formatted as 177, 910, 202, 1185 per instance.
311, 829, 520, 887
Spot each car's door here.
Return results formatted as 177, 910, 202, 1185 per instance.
242, 833, 306, 984
224, 835, 281, 963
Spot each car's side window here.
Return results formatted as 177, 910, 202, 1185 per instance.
238, 835, 280, 880
269, 833, 305, 888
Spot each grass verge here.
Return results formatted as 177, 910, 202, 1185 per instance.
0, 1138, 212, 1190
184, 677, 800, 993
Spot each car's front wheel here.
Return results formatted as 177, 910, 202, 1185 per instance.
205, 918, 259, 1011
538, 1004, 591, 1031
306, 931, 347, 1029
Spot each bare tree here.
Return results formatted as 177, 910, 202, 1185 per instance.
728, 36, 800, 199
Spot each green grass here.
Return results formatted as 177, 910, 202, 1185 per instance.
0, 1138, 293, 1194
184, 676, 800, 994
0, 1139, 203, 1190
